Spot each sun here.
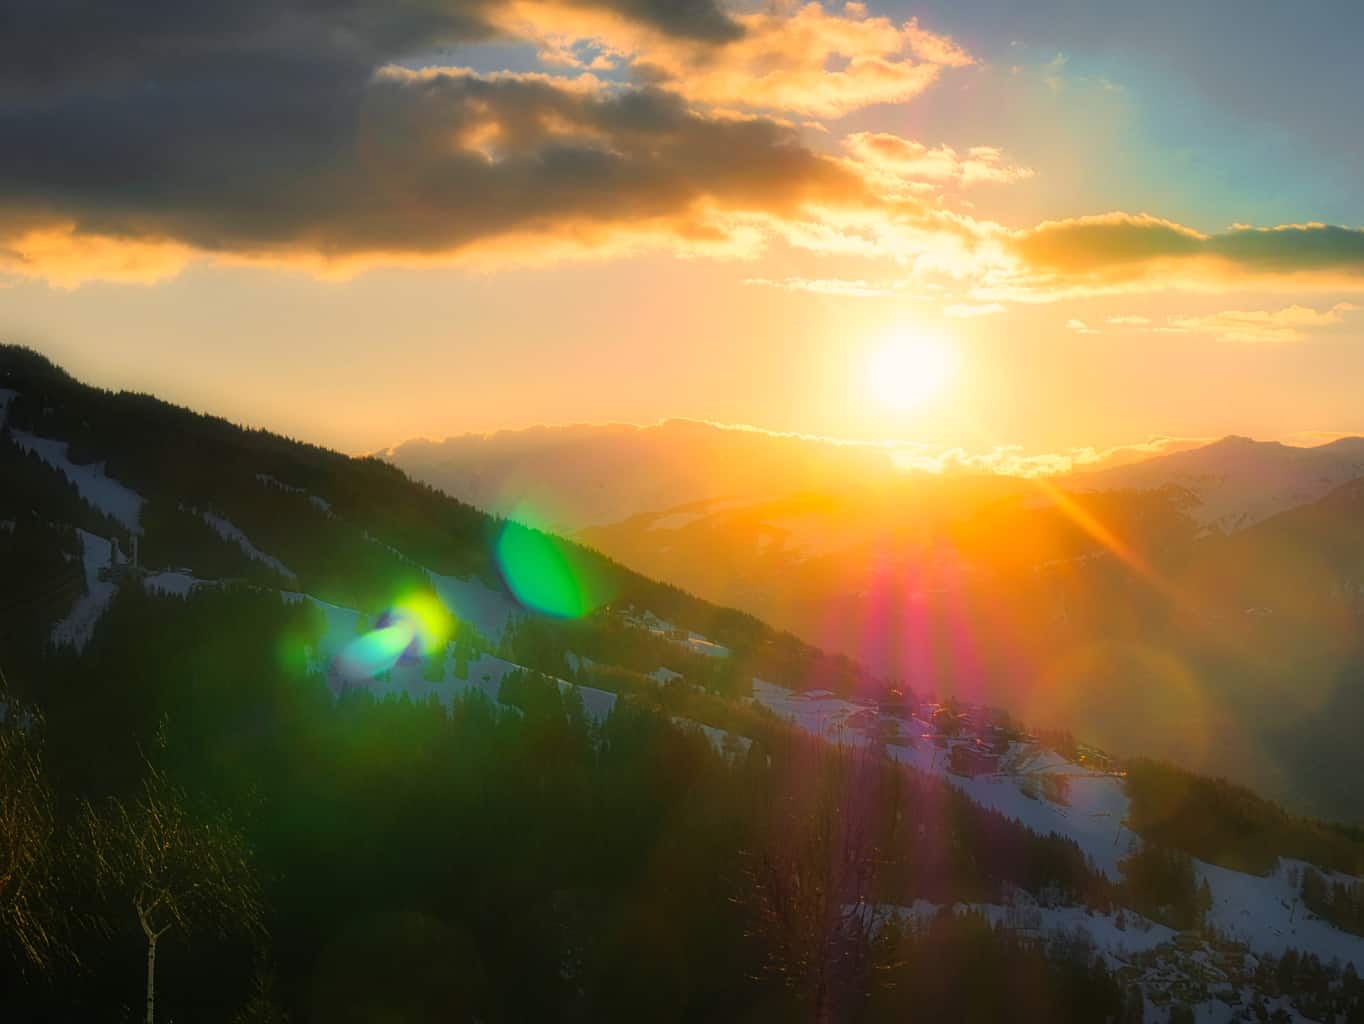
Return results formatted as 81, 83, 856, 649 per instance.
866, 331, 956, 411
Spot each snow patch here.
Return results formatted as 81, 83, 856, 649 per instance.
255, 472, 305, 495
322, 639, 617, 725
873, 899, 1176, 958
306, 597, 365, 663
202, 511, 297, 580
426, 571, 518, 642
671, 717, 752, 758
142, 571, 204, 597
10, 430, 144, 532
255, 473, 334, 516
623, 609, 730, 658
50, 530, 117, 651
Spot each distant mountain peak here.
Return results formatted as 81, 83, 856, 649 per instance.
1067, 430, 1364, 532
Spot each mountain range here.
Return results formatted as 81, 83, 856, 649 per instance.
386, 420, 1364, 822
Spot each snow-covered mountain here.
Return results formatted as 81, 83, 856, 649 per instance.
1065, 435, 1364, 533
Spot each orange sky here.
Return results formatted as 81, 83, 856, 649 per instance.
4, 1, 1362, 457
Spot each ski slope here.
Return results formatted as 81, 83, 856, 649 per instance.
202, 511, 298, 580
50, 530, 117, 651
11, 430, 144, 532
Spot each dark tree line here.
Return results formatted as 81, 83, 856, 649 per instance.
1302, 866, 1364, 937
1124, 758, 1364, 877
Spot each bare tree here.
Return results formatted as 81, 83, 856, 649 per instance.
88, 766, 264, 1024
0, 680, 61, 971
743, 735, 884, 1023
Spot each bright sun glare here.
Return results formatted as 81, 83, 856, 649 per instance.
866, 332, 956, 411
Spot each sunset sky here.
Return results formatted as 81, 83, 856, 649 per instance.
4, 0, 1363, 460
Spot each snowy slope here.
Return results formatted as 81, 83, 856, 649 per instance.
874, 899, 1176, 958
1200, 858, 1364, 967
50, 530, 117, 651
1065, 435, 1364, 533
752, 680, 1139, 878
10, 430, 145, 532
201, 511, 297, 580
751, 678, 1364, 972
255, 473, 334, 516
426, 571, 519, 642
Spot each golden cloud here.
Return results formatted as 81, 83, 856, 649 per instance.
742, 276, 899, 297
844, 132, 1034, 190
0, 69, 880, 286
0, 223, 195, 288
890, 435, 1213, 477
1164, 302, 1359, 343
498, 2, 974, 117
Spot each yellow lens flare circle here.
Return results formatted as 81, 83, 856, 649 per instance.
866, 333, 955, 411
335, 590, 454, 682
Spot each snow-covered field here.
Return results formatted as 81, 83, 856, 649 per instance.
11, 430, 144, 532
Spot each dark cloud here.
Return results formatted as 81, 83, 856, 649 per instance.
583, 0, 743, 42
0, 0, 740, 97
1013, 214, 1364, 284
0, 62, 867, 274
0, 1, 891, 280
1207, 224, 1364, 273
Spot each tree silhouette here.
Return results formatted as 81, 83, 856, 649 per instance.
743, 736, 883, 1023
88, 765, 263, 1024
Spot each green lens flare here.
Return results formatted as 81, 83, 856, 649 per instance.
337, 623, 416, 679
495, 519, 596, 618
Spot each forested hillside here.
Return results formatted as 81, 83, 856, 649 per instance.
4, 346, 1364, 1023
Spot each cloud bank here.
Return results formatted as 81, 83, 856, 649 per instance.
0, 0, 980, 285
4, 0, 1363, 305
